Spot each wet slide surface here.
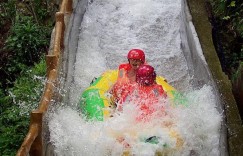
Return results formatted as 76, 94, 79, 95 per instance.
47, 0, 225, 155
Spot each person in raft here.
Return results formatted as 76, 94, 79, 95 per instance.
113, 63, 167, 114
110, 49, 146, 105
131, 64, 167, 121
115, 65, 168, 147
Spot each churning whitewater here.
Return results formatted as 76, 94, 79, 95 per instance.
48, 0, 222, 155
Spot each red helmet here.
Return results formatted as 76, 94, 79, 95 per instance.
136, 65, 156, 86
127, 49, 145, 63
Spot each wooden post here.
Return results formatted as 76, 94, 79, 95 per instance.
53, 12, 62, 57
39, 69, 57, 112
56, 12, 65, 50
46, 55, 58, 77
16, 111, 43, 156
66, 0, 73, 13
29, 111, 43, 156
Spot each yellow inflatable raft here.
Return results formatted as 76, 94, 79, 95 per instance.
80, 70, 184, 154
80, 70, 176, 121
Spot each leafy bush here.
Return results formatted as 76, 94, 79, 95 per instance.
0, 0, 55, 155
9, 58, 46, 115
0, 58, 46, 156
210, 0, 243, 36
209, 0, 243, 74
0, 0, 16, 28
5, 15, 51, 65
0, 106, 29, 156
21, 0, 58, 25
1, 15, 51, 88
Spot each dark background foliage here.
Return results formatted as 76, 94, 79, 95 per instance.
208, 0, 243, 118
0, 0, 57, 155
209, 0, 243, 76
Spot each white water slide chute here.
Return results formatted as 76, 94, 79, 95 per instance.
44, 0, 229, 155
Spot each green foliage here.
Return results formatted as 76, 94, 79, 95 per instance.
0, 0, 54, 155
0, 0, 16, 27
9, 58, 46, 115
0, 106, 29, 156
21, 0, 58, 25
33, 0, 53, 22
210, 0, 243, 37
232, 62, 243, 82
0, 0, 53, 89
0, 58, 46, 156
5, 15, 51, 65
0, 87, 11, 114
1, 15, 51, 87
209, 0, 243, 75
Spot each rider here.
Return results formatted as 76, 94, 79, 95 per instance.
115, 65, 168, 147
119, 48, 146, 82
133, 64, 167, 121
114, 64, 167, 114
110, 49, 146, 105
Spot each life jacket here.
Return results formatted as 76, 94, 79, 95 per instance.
117, 63, 131, 84
111, 63, 135, 107
129, 84, 167, 121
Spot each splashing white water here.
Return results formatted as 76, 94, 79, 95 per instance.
49, 0, 223, 155
49, 85, 221, 155
69, 0, 190, 105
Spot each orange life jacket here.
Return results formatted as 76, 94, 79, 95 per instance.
129, 84, 167, 121
111, 63, 135, 106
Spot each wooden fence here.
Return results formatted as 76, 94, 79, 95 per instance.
16, 0, 73, 155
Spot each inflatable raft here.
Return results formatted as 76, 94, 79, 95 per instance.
80, 70, 177, 121
79, 70, 184, 153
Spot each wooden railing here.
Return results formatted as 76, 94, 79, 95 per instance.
16, 0, 73, 155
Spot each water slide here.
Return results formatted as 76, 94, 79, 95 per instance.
18, 0, 243, 155
45, 0, 228, 155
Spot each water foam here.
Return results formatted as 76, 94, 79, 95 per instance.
49, 0, 223, 155
49, 85, 221, 155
